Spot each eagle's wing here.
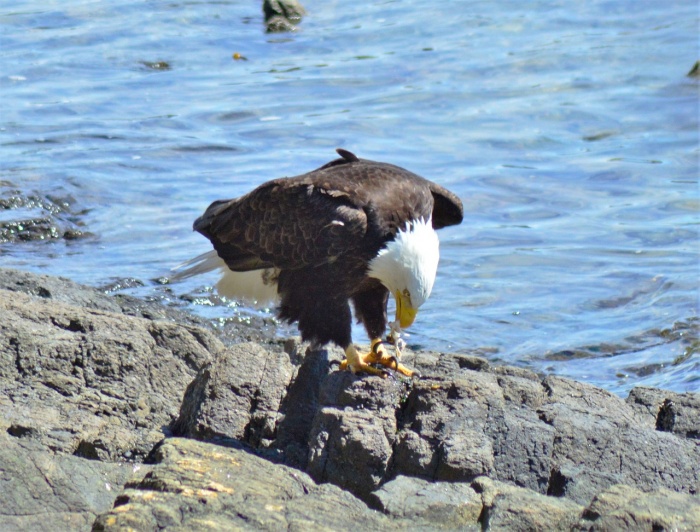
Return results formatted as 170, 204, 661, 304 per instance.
194, 180, 368, 272
428, 181, 463, 229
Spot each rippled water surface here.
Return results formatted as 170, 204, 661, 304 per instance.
2, 0, 698, 394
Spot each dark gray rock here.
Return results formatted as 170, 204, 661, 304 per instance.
302, 350, 699, 506
263, 0, 305, 32
539, 376, 700, 504
627, 386, 700, 439
273, 343, 342, 468
0, 271, 226, 529
360, 354, 554, 492
0, 432, 146, 532
307, 371, 404, 500
0, 267, 278, 344
493, 364, 547, 408
170, 342, 295, 447
0, 287, 219, 461
0, 268, 122, 313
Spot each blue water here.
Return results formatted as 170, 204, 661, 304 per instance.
1, 0, 698, 394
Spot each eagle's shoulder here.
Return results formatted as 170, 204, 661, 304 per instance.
249, 149, 463, 231
302, 149, 464, 231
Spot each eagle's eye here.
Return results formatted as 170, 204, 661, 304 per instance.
402, 288, 411, 299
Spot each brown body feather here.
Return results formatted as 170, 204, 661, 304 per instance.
194, 149, 463, 349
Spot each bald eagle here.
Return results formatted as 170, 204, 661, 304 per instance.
175, 149, 463, 376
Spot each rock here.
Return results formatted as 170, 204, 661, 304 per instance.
0, 286, 220, 461
0, 267, 277, 343
539, 376, 700, 504
263, 0, 305, 32
306, 369, 406, 499
170, 342, 295, 448
0, 268, 122, 313
274, 343, 342, 468
493, 364, 547, 408
369, 475, 482, 529
305, 355, 499, 497
303, 350, 699, 506
474, 476, 583, 531
0, 432, 146, 531
627, 386, 700, 439
92, 437, 394, 531
576, 484, 700, 530
2, 268, 700, 530
657, 393, 700, 439
0, 185, 89, 243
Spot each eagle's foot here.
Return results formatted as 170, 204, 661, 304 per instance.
340, 345, 387, 377
339, 341, 416, 377
365, 339, 415, 377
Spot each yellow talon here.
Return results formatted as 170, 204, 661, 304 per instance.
340, 340, 416, 377
342, 344, 387, 377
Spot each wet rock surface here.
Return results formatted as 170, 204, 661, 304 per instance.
1, 268, 698, 531
263, 0, 306, 33
0, 185, 90, 243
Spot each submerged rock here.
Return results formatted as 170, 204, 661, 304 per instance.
0, 185, 90, 243
263, 0, 306, 33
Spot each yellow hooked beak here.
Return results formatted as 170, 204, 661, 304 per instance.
394, 290, 418, 329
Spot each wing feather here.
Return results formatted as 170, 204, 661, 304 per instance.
193, 149, 463, 274
194, 181, 368, 272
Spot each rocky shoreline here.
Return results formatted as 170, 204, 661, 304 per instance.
1, 267, 698, 531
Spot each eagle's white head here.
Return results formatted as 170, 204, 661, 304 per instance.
367, 217, 440, 328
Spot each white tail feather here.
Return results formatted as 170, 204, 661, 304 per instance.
216, 268, 279, 306
170, 250, 279, 307
170, 250, 224, 281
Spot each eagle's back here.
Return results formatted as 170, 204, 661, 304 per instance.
194, 150, 462, 273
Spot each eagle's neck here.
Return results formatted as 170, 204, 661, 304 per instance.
367, 217, 440, 309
